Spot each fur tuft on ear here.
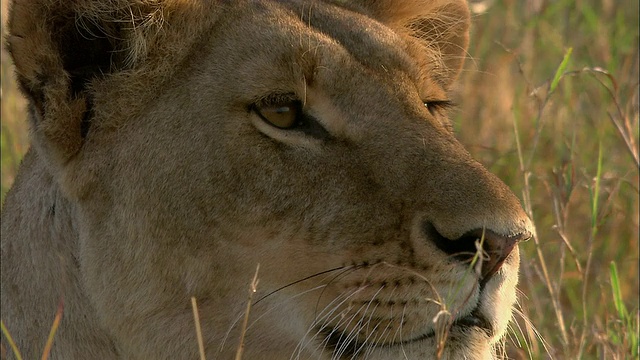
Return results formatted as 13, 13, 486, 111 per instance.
347, 0, 470, 88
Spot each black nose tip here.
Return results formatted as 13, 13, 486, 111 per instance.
424, 223, 531, 279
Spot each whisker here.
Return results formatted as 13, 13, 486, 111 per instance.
511, 306, 552, 359
364, 287, 399, 358
363, 316, 390, 359
336, 285, 385, 359
254, 265, 348, 305
313, 265, 361, 318
330, 301, 369, 359
396, 304, 411, 360
296, 281, 375, 359
222, 266, 352, 353
327, 283, 385, 360
220, 284, 326, 353
246, 284, 328, 332
352, 302, 383, 358
291, 288, 361, 359
222, 269, 348, 353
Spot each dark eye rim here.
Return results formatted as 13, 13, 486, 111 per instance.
249, 94, 332, 140
423, 100, 454, 116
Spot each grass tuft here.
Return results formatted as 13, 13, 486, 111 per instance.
459, 2, 638, 358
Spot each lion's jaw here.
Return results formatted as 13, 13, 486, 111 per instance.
1, 0, 532, 359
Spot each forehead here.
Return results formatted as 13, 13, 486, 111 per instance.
202, 1, 442, 100
291, 2, 417, 72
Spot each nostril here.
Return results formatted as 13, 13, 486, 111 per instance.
423, 222, 532, 279
423, 223, 478, 263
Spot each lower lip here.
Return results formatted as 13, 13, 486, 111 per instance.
451, 315, 492, 336
392, 317, 491, 344
409, 315, 492, 342
454, 315, 485, 327
321, 316, 491, 351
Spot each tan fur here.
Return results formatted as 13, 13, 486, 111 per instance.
1, 1, 533, 359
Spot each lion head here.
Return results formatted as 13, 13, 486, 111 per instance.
1, 0, 533, 359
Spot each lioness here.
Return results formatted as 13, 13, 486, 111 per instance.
1, 0, 533, 359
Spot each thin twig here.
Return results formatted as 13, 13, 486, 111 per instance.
235, 264, 260, 360
191, 297, 206, 360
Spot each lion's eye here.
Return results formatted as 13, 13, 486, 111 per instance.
424, 100, 453, 116
424, 102, 433, 115
254, 101, 300, 129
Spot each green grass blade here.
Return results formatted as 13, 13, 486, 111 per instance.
609, 262, 627, 320
550, 48, 573, 94
41, 299, 63, 360
590, 142, 603, 235
1, 320, 23, 360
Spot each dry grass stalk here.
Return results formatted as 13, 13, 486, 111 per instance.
235, 264, 260, 360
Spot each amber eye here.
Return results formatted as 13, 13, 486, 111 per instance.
254, 101, 300, 129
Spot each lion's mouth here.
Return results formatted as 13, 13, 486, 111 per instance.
319, 310, 492, 356
450, 311, 492, 334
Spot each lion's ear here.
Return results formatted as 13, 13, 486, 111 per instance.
7, 0, 210, 197
8, 0, 174, 162
9, 1, 130, 169
353, 0, 471, 89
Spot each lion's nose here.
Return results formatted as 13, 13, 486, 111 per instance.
423, 223, 531, 279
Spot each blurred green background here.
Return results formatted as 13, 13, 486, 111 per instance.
1, 0, 638, 358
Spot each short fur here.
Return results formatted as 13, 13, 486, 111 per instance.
1, 0, 533, 359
